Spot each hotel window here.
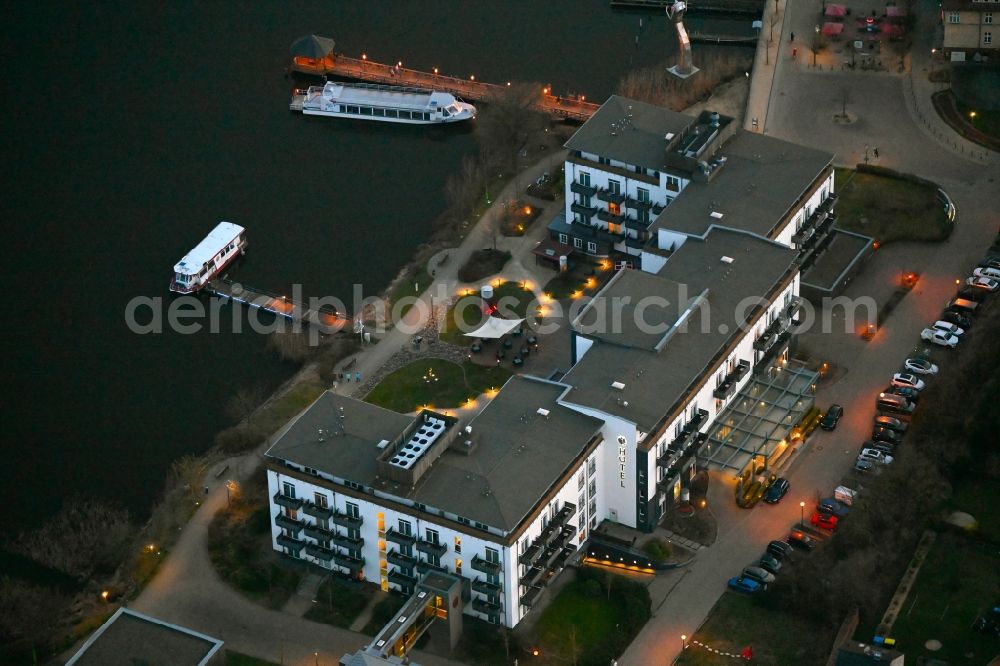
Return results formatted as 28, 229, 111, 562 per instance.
346, 502, 359, 518
578, 512, 586, 531
282, 481, 295, 498
559, 233, 568, 244
948, 12, 960, 23
590, 515, 598, 529
485, 547, 500, 564
588, 479, 597, 498
986, 31, 993, 44
314, 492, 328, 508
608, 223, 621, 235
985, 13, 993, 24
587, 241, 597, 254
637, 187, 650, 203
579, 171, 591, 187
574, 238, 584, 249
588, 457, 597, 477
454, 536, 462, 554
599, 156, 611, 165
426, 528, 440, 545
608, 179, 621, 195
665, 176, 680, 192
578, 472, 585, 490
399, 519, 412, 535
455, 558, 463, 575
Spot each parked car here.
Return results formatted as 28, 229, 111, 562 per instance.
966, 276, 999, 292
834, 485, 860, 506
933, 320, 965, 337
820, 404, 843, 431
810, 512, 839, 531
854, 458, 876, 473
767, 540, 794, 560
742, 566, 776, 584
763, 477, 790, 504
859, 448, 894, 465
787, 531, 816, 551
979, 257, 1000, 271
940, 310, 972, 329
973, 266, 1000, 280
891, 373, 926, 391
728, 576, 763, 593
872, 427, 903, 445
873, 415, 908, 433
759, 554, 783, 574
921, 328, 959, 348
882, 386, 920, 403
904, 358, 938, 375
819, 498, 850, 517
948, 297, 979, 314
868, 441, 895, 456
957, 287, 988, 302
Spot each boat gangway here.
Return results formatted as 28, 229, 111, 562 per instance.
290, 54, 601, 122
205, 278, 348, 331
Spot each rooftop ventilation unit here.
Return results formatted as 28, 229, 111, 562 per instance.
376, 439, 390, 449
537, 408, 550, 417
665, 132, 675, 140
720, 256, 734, 264
710, 211, 724, 219
611, 381, 626, 390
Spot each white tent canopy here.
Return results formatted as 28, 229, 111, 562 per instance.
465, 316, 525, 339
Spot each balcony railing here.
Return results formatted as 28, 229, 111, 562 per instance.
520, 565, 544, 588
415, 539, 447, 557
471, 555, 502, 576
570, 181, 597, 197
596, 188, 625, 204
416, 559, 447, 575
305, 543, 334, 562
657, 433, 707, 488
597, 208, 625, 225
303, 502, 333, 520
388, 569, 417, 587
332, 552, 365, 571
303, 524, 334, 542
624, 196, 653, 211
331, 532, 365, 550
472, 598, 502, 615
754, 329, 793, 373
273, 492, 304, 510
553, 502, 577, 526
275, 513, 304, 535
276, 534, 305, 552
570, 201, 598, 217
387, 549, 417, 568
519, 542, 542, 566
331, 511, 363, 529
472, 578, 503, 596
520, 584, 544, 608
712, 360, 751, 400
385, 528, 416, 547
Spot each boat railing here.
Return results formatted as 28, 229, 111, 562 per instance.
330, 81, 433, 96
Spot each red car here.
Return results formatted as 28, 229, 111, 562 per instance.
810, 512, 839, 531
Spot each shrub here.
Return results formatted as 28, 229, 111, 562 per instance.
214, 424, 265, 453
457, 249, 511, 283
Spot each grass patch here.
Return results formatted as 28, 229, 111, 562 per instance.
387, 264, 432, 320
956, 99, 1000, 142
457, 249, 511, 283
888, 530, 999, 664
362, 594, 408, 635
303, 576, 374, 628
226, 652, 281, 666
833, 167, 951, 244
363, 358, 511, 413
207, 480, 302, 610
254, 380, 325, 435
542, 259, 608, 300
947, 474, 1000, 542
456, 617, 521, 665
676, 593, 836, 665
439, 282, 537, 345
533, 567, 650, 665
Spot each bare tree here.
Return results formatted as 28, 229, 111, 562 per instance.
617, 52, 753, 111
476, 82, 547, 175
840, 86, 850, 119
11, 499, 132, 580
811, 34, 827, 66
0, 577, 70, 657
268, 330, 312, 362
226, 384, 266, 426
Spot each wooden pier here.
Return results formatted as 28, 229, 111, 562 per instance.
206, 278, 348, 331
609, 0, 763, 15
290, 55, 602, 122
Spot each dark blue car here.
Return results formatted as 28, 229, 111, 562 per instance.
818, 498, 849, 518
763, 478, 789, 504
728, 576, 763, 593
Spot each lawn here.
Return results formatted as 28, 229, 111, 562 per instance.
833, 167, 951, 244
457, 248, 511, 283
255, 380, 326, 437
303, 575, 375, 628
439, 281, 537, 345
542, 259, 609, 300
675, 593, 836, 665
947, 474, 1000, 542
387, 263, 432, 320
225, 652, 280, 666
532, 567, 651, 665
361, 594, 408, 635
888, 530, 999, 664
956, 99, 1000, 143
363, 358, 511, 413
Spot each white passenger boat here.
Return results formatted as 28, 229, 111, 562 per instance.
170, 222, 247, 294
290, 81, 475, 124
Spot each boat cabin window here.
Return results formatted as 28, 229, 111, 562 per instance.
175, 274, 190, 284
374, 108, 385, 117
441, 108, 451, 117
447, 105, 459, 115
345, 105, 360, 114
399, 111, 411, 120
360, 107, 373, 116
386, 109, 398, 118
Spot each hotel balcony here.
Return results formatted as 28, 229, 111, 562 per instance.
276, 534, 305, 553
305, 543, 335, 563
331, 532, 365, 551
754, 329, 793, 373
415, 539, 447, 558
275, 512, 304, 535
552, 502, 577, 526
387, 549, 418, 568
520, 565, 545, 588
416, 559, 448, 575
518, 542, 542, 567
332, 552, 365, 572
553, 525, 577, 549
388, 569, 417, 587
624, 196, 654, 211
520, 584, 544, 608
570, 201, 598, 218
331, 511, 363, 529
657, 432, 708, 485
552, 546, 574, 570
303, 523, 334, 542
570, 180, 597, 197
273, 492, 304, 510
385, 528, 417, 547
622, 215, 652, 231
597, 208, 624, 225
596, 188, 625, 204
472, 578, 503, 596
303, 502, 333, 521
471, 555, 503, 576
712, 360, 752, 400
472, 598, 502, 616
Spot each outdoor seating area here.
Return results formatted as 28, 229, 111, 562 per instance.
820, 3, 908, 43
468, 326, 541, 371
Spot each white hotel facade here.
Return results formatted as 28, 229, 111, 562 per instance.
265, 96, 868, 629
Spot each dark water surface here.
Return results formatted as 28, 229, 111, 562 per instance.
1, 1, 743, 536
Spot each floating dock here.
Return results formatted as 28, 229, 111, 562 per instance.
206, 278, 348, 331
609, 0, 764, 15
290, 55, 601, 122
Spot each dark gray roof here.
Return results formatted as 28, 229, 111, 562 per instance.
650, 131, 833, 239
801, 229, 873, 290
266, 378, 602, 533
562, 228, 797, 431
66, 609, 223, 666
565, 95, 695, 172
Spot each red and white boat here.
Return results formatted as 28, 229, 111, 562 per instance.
170, 222, 247, 293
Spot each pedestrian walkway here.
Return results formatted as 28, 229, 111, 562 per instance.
282, 572, 324, 617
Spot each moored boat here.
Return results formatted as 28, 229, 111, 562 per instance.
290, 81, 475, 124
170, 222, 247, 293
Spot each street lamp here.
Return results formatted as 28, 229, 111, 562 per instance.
799, 501, 806, 525
681, 634, 687, 650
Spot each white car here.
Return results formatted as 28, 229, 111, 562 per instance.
966, 276, 999, 292
891, 373, 925, 391
973, 266, 1000, 280
904, 358, 938, 375
933, 320, 965, 336
921, 328, 958, 348
859, 448, 894, 465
